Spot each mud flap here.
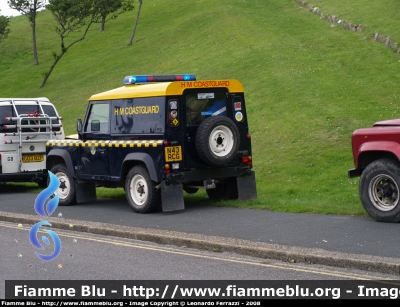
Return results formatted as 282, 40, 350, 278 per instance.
237, 170, 257, 202
75, 181, 97, 203
161, 181, 185, 212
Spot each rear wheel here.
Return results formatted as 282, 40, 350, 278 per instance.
50, 163, 76, 206
360, 159, 400, 222
206, 177, 238, 200
125, 165, 161, 213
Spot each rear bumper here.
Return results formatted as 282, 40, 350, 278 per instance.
165, 166, 252, 185
0, 170, 48, 182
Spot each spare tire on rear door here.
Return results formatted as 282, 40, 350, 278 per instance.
195, 116, 240, 166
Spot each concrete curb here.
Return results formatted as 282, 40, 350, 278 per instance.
1, 210, 399, 276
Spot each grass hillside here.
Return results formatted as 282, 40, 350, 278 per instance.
2, 0, 400, 217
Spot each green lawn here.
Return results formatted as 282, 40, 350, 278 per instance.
2, 0, 400, 217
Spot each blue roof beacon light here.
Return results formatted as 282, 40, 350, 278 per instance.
123, 74, 196, 85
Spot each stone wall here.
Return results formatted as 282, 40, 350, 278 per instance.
295, 0, 400, 55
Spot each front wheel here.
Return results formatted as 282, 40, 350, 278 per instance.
50, 163, 76, 206
125, 165, 161, 213
359, 158, 400, 222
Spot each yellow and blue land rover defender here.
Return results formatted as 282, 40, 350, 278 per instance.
46, 74, 256, 213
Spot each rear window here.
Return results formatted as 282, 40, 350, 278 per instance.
15, 104, 55, 133
185, 92, 226, 125
14, 104, 41, 116
0, 104, 60, 133
42, 105, 61, 132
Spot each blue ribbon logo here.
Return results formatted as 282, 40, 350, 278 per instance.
29, 172, 62, 261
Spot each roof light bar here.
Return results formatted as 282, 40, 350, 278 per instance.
123, 74, 196, 85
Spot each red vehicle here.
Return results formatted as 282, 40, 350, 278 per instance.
349, 118, 400, 222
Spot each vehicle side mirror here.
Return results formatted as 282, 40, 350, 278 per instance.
76, 119, 83, 132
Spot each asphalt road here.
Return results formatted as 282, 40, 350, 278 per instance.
1, 191, 400, 275
5, 220, 399, 299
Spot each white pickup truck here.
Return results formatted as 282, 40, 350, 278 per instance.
0, 98, 64, 187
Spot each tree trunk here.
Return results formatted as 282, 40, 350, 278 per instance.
40, 53, 63, 88
99, 15, 105, 32
40, 21, 93, 88
128, 0, 142, 45
32, 17, 39, 65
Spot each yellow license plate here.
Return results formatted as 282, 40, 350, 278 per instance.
22, 154, 44, 163
164, 146, 182, 162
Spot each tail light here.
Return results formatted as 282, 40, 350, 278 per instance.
164, 163, 170, 174
241, 156, 252, 166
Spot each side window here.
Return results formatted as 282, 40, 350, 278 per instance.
85, 103, 110, 133
111, 97, 165, 134
0, 106, 16, 132
186, 92, 226, 125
